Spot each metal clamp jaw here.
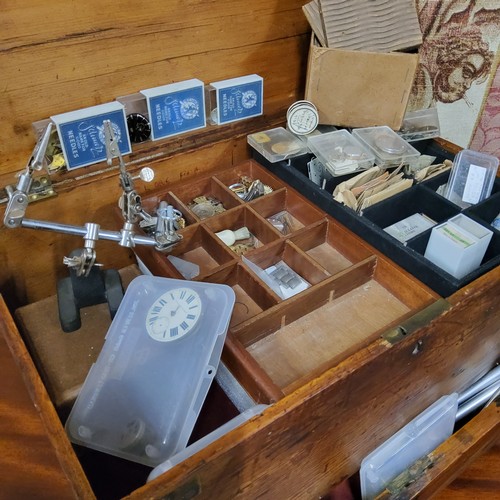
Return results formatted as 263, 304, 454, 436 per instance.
4, 122, 53, 229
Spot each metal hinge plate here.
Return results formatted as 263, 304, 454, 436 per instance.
28, 174, 57, 202
382, 299, 450, 345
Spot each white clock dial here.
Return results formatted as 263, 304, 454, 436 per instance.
146, 287, 202, 342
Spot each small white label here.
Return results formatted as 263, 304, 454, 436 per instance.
384, 213, 436, 243
462, 164, 487, 204
437, 225, 474, 248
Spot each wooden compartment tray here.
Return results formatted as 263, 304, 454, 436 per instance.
133, 160, 438, 403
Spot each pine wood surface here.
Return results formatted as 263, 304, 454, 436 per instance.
0, 296, 93, 499
436, 442, 500, 500
0, 0, 309, 310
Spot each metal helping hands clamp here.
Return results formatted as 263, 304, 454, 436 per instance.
3, 120, 182, 278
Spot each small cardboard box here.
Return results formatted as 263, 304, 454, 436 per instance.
304, 36, 418, 130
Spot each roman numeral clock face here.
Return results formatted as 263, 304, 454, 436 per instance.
146, 287, 202, 342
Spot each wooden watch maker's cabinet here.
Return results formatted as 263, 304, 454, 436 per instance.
0, 2, 498, 499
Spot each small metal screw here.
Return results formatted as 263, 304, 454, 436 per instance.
16, 195, 25, 204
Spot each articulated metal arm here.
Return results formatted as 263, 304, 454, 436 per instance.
3, 120, 182, 276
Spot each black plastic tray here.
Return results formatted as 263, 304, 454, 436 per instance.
254, 140, 500, 297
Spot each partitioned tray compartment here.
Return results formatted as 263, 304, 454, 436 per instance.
171, 175, 243, 221
130, 159, 438, 406
254, 142, 500, 296
464, 192, 500, 230
201, 263, 280, 328
230, 254, 435, 398
213, 159, 284, 196
249, 187, 325, 235
203, 205, 282, 255
242, 239, 331, 298
289, 219, 372, 275
144, 224, 236, 279
362, 185, 460, 242
139, 191, 197, 229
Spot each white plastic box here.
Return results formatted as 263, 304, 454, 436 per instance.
424, 214, 493, 279
443, 149, 499, 209
308, 129, 375, 176
65, 275, 235, 466
360, 393, 458, 499
247, 127, 308, 163
352, 126, 420, 167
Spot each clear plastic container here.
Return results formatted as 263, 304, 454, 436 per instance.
65, 275, 235, 466
352, 126, 420, 167
397, 108, 440, 142
247, 127, 308, 163
307, 129, 375, 176
443, 149, 499, 208
147, 404, 268, 482
360, 393, 458, 499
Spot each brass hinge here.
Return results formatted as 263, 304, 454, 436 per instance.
28, 174, 57, 202
382, 299, 450, 345
378, 454, 435, 499
161, 478, 201, 500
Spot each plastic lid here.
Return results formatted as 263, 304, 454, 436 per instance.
247, 127, 308, 163
360, 393, 458, 499
352, 126, 420, 165
307, 129, 375, 176
65, 275, 235, 466
443, 149, 499, 208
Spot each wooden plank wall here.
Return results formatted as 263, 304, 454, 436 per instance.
0, 1, 311, 307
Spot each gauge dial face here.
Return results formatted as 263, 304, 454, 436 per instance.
145, 287, 202, 342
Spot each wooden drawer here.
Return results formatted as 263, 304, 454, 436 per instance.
1, 159, 499, 499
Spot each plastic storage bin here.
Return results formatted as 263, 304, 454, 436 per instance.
443, 149, 499, 209
397, 108, 440, 142
360, 393, 459, 499
147, 404, 268, 482
352, 126, 420, 167
65, 275, 235, 466
424, 214, 493, 279
247, 127, 308, 163
307, 129, 375, 176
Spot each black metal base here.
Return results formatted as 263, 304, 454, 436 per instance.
57, 264, 124, 333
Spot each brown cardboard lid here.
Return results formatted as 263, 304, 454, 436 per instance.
304, 36, 418, 130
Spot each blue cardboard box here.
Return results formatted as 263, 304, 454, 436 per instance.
51, 102, 131, 170
208, 74, 263, 125
141, 79, 206, 140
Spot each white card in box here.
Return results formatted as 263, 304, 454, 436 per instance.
65, 275, 235, 466
443, 149, 499, 209
424, 214, 493, 279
